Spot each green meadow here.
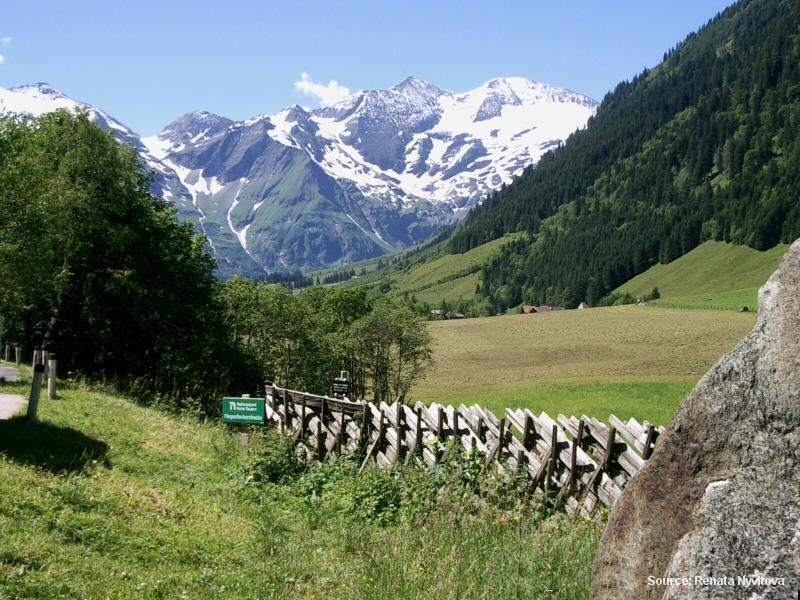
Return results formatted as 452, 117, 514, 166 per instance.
614, 240, 788, 310
340, 234, 524, 306
414, 306, 754, 426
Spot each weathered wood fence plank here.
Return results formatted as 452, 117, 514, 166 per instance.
254, 382, 659, 513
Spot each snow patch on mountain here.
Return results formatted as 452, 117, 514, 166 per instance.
258, 76, 597, 214
0, 77, 597, 274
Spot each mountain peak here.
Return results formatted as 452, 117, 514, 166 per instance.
482, 76, 540, 96
10, 82, 65, 98
155, 111, 233, 151
393, 76, 428, 88
162, 110, 231, 131
188, 109, 225, 120
391, 76, 445, 96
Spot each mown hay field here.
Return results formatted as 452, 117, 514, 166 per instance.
414, 306, 754, 425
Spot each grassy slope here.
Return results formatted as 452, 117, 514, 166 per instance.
614, 241, 788, 310
387, 234, 523, 302
343, 234, 523, 306
0, 370, 601, 599
414, 306, 754, 425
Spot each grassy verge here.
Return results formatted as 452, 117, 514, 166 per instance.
0, 372, 603, 599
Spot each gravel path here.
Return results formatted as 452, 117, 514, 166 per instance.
0, 364, 19, 382
0, 393, 26, 419
0, 364, 25, 419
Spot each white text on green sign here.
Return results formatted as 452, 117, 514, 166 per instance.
222, 397, 265, 424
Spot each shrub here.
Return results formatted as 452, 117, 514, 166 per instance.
248, 430, 305, 484
340, 465, 403, 525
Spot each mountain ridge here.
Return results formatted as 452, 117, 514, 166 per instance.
0, 76, 597, 275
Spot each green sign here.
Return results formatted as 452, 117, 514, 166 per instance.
222, 397, 265, 424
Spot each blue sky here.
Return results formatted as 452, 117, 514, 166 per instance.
1, 1, 734, 135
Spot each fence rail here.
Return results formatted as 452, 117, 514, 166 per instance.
257, 382, 663, 514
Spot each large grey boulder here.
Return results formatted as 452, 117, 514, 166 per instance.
591, 239, 800, 599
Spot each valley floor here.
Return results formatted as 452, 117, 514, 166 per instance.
415, 305, 754, 426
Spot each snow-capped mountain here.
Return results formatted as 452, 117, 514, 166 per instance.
0, 83, 191, 206
0, 83, 263, 274
260, 76, 597, 214
0, 78, 597, 275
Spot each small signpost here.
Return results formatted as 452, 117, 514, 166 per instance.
331, 370, 349, 398
221, 397, 265, 424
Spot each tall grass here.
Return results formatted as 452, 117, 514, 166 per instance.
0, 375, 603, 599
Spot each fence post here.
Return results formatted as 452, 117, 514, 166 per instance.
642, 424, 656, 459
377, 412, 386, 452
3, 344, 8, 362
300, 395, 307, 441
522, 414, 535, 450
316, 418, 324, 461
603, 427, 616, 471
336, 409, 345, 454
282, 389, 289, 432
498, 417, 506, 459
546, 424, 558, 491
414, 406, 423, 456
393, 402, 404, 464
14, 346, 20, 366
359, 404, 371, 459
26, 364, 45, 423
47, 354, 57, 399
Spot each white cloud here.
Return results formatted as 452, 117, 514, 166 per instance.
1, 37, 11, 47
293, 72, 350, 107
0, 54, 5, 65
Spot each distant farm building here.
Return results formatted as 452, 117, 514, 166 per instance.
520, 305, 562, 314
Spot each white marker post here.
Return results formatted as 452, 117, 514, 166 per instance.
47, 354, 57, 399
26, 363, 45, 423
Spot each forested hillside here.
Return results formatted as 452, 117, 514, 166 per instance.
449, 0, 799, 310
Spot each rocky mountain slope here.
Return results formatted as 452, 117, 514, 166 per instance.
0, 78, 597, 275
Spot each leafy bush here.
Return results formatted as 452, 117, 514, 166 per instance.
340, 465, 403, 525
247, 431, 305, 484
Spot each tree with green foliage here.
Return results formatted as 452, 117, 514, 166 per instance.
221, 281, 431, 402
350, 302, 432, 403
0, 111, 251, 413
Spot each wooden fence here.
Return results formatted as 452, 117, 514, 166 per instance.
260, 382, 663, 514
